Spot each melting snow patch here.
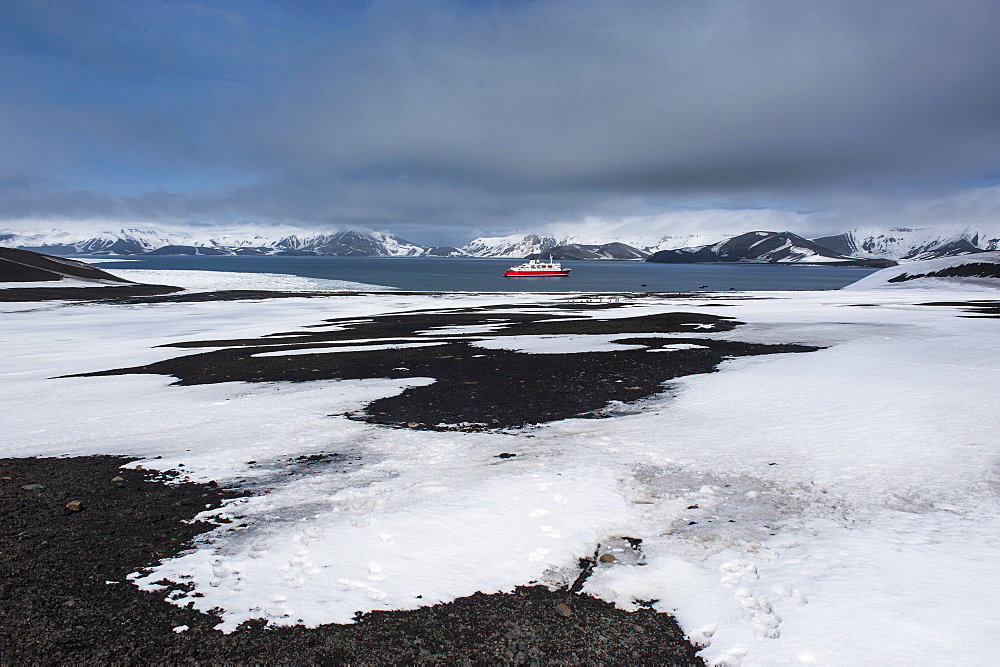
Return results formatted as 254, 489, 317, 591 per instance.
471, 333, 680, 354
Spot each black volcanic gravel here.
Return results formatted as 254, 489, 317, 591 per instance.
918, 299, 1000, 318
889, 262, 1000, 282
73, 308, 819, 430
0, 283, 184, 301
0, 456, 703, 664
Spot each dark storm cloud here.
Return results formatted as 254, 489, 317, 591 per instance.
242, 1, 1000, 187
2, 0, 999, 241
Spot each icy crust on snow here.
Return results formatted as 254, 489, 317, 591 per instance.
4, 290, 1000, 663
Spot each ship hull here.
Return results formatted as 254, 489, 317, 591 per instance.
503, 270, 570, 277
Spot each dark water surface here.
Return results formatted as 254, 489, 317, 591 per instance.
92, 255, 878, 292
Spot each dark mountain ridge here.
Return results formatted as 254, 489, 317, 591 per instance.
647, 231, 895, 267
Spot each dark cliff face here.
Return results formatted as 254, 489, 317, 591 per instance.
424, 246, 465, 257
594, 242, 649, 259
811, 233, 856, 256
643, 248, 709, 264
903, 239, 983, 259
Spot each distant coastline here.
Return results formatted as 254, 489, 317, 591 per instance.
5, 225, 998, 264
72, 254, 881, 293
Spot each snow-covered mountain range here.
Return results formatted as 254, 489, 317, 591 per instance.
812, 226, 1000, 261
460, 232, 726, 258
0, 228, 461, 258
2, 224, 998, 262
467, 226, 1000, 262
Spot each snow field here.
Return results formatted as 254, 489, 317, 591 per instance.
533, 288, 1000, 663
140, 440, 632, 629
106, 268, 395, 292
3, 285, 1000, 664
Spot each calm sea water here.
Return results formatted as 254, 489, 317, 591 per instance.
91, 255, 879, 292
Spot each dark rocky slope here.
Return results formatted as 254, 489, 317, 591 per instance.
0, 247, 183, 300
0, 247, 132, 283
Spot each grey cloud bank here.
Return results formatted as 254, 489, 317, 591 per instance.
1, 0, 998, 246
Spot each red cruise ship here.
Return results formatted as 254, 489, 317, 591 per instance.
503, 257, 570, 277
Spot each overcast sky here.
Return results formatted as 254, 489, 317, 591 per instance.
2, 0, 999, 246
